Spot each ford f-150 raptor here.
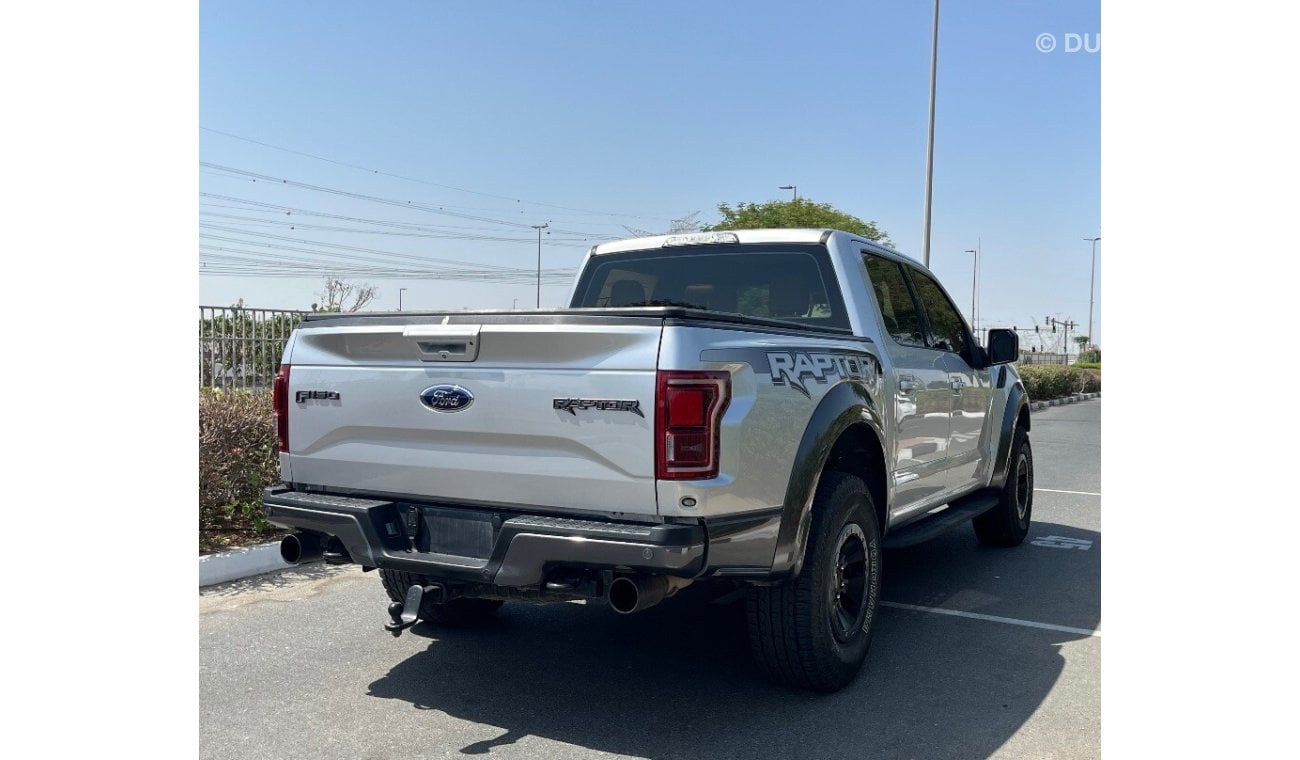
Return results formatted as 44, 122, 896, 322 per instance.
264, 228, 1033, 692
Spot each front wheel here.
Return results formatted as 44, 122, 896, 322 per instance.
378, 569, 503, 626
745, 472, 882, 692
973, 428, 1033, 546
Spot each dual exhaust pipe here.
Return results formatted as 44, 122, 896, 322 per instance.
280, 532, 351, 566
282, 533, 682, 616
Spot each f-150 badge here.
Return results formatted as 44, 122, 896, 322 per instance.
553, 398, 644, 418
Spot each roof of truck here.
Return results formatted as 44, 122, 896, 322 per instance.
589, 228, 914, 263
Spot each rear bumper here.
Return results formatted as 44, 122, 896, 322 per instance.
262, 487, 706, 587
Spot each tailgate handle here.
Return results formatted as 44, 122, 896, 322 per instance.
403, 324, 481, 362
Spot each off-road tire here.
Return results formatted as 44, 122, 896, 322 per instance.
745, 472, 882, 692
379, 569, 503, 626
973, 427, 1033, 546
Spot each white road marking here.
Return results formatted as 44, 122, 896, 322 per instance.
880, 601, 1101, 637
1035, 487, 1101, 496
1032, 536, 1094, 550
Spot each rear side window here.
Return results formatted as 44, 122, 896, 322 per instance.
571, 244, 850, 330
908, 269, 970, 356
864, 254, 926, 347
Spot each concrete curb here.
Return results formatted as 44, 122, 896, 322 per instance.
200, 541, 292, 587
1030, 392, 1100, 412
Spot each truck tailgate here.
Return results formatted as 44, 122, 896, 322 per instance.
284, 319, 662, 517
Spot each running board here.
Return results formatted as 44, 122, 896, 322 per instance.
882, 492, 1000, 549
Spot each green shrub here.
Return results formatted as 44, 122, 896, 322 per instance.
1017, 364, 1101, 400
1075, 361, 1101, 370
199, 389, 282, 550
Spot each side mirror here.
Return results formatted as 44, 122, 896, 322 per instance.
986, 328, 1019, 366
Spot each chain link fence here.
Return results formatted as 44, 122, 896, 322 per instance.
199, 306, 308, 390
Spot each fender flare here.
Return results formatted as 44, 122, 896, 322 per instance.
769, 381, 888, 579
989, 381, 1030, 489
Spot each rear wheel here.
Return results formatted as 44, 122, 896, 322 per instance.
745, 472, 881, 692
973, 428, 1033, 546
379, 569, 503, 626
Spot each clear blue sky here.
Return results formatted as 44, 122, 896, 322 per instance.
200, 0, 1099, 348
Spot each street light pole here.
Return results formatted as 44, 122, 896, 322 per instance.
975, 236, 981, 335
921, 0, 940, 267
964, 249, 977, 334
531, 223, 549, 308
1085, 236, 1100, 350
779, 185, 798, 201
398, 287, 407, 311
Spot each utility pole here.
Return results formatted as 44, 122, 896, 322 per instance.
1044, 317, 1078, 364
531, 223, 549, 308
1085, 236, 1100, 351
398, 287, 407, 311
921, 0, 940, 267
964, 248, 977, 333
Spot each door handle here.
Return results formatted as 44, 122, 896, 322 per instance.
898, 377, 920, 394
950, 377, 964, 393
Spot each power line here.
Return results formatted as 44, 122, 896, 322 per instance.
200, 162, 613, 238
202, 168, 634, 224
201, 126, 677, 220
196, 233, 579, 276
197, 227, 571, 274
199, 211, 594, 246
200, 194, 559, 236
199, 246, 575, 282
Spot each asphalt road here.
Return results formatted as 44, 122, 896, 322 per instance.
201, 400, 1100, 760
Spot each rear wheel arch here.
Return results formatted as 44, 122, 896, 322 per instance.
823, 423, 889, 541
771, 381, 889, 579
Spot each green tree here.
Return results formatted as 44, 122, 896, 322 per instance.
704, 198, 892, 246
1073, 335, 1101, 363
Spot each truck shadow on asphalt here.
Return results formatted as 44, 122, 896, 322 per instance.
366, 521, 1099, 759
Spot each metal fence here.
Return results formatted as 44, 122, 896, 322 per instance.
200, 306, 309, 390
199, 307, 1087, 388
1018, 351, 1074, 365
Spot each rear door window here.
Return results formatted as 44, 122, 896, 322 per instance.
907, 269, 970, 357
863, 254, 927, 347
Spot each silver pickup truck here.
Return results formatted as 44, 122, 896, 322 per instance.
264, 228, 1032, 692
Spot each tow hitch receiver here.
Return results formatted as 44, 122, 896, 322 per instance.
384, 584, 444, 637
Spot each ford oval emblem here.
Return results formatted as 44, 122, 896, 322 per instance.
420, 384, 474, 413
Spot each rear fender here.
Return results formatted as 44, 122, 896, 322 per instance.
770, 381, 887, 579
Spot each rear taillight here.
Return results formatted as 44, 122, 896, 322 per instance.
656, 370, 730, 480
272, 363, 291, 452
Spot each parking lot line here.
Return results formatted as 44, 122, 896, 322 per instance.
880, 601, 1101, 638
1034, 487, 1101, 496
